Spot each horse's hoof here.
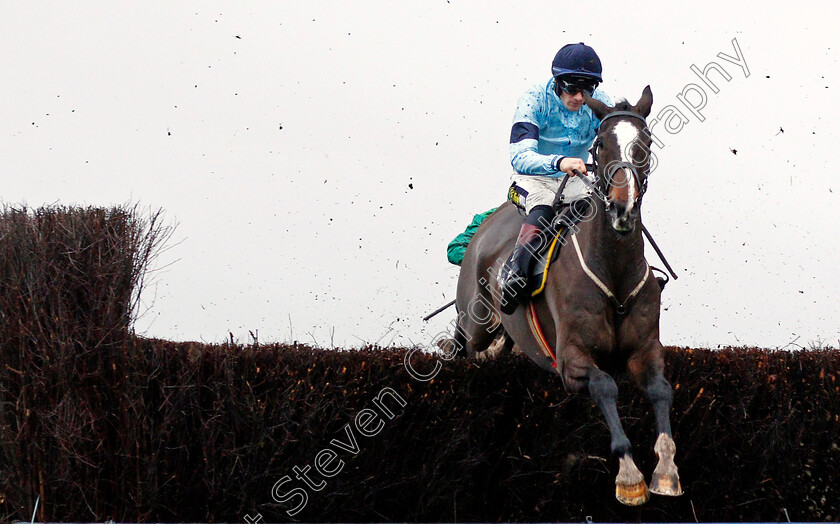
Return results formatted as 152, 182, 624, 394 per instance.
650, 473, 683, 497
616, 480, 650, 506
650, 433, 682, 497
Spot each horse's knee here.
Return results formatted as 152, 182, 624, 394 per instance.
588, 371, 619, 404
561, 364, 589, 393
646, 374, 673, 404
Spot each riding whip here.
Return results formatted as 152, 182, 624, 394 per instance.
423, 299, 455, 321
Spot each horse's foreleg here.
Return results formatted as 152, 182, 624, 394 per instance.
587, 367, 650, 506
643, 373, 682, 497
628, 342, 682, 498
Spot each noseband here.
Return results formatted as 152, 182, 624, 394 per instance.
588, 111, 650, 208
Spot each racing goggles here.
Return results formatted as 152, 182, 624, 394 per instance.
556, 75, 599, 96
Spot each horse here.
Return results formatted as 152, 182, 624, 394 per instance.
452, 86, 681, 506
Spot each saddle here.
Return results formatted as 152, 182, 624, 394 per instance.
527, 197, 592, 297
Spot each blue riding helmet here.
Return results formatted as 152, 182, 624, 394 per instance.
551, 42, 603, 81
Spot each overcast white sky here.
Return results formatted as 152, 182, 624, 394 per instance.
3, 2, 839, 349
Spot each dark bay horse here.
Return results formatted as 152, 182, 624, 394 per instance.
453, 86, 681, 506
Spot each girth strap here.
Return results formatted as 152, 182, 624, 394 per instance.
526, 301, 559, 372
571, 233, 650, 315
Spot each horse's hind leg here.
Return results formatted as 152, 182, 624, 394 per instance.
628, 347, 683, 497
457, 317, 499, 359
454, 294, 501, 358
475, 332, 512, 361
585, 366, 650, 506
499, 332, 514, 354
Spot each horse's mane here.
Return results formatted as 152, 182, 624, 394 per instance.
613, 98, 633, 111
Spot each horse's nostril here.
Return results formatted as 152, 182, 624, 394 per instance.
613, 219, 632, 233
610, 200, 638, 222
611, 202, 629, 217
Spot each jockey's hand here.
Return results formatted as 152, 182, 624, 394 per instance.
557, 157, 586, 176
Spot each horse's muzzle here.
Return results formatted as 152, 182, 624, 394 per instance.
609, 203, 638, 234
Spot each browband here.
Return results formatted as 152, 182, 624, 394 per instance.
598, 110, 647, 125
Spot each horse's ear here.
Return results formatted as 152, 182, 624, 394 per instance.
584, 93, 611, 121
634, 85, 653, 118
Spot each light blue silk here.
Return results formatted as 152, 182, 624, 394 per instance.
510, 78, 612, 177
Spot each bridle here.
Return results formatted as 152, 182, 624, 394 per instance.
585, 110, 650, 210
562, 110, 655, 315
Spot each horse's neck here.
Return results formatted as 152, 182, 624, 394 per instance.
579, 201, 646, 292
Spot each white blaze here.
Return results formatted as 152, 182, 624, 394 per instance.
611, 121, 640, 213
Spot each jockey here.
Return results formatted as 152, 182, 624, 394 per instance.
498, 43, 612, 314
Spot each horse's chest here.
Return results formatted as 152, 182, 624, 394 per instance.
556, 291, 621, 352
